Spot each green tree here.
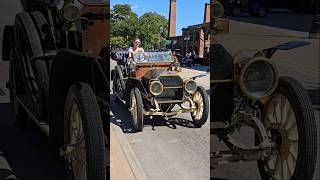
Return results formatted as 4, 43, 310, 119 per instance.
111, 4, 168, 49
111, 4, 139, 46
111, 4, 136, 23
137, 12, 168, 49
110, 36, 126, 47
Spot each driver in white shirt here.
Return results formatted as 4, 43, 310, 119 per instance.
128, 37, 144, 58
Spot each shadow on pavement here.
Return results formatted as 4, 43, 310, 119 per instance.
110, 94, 201, 133
166, 117, 201, 128
0, 103, 68, 180
228, 9, 314, 32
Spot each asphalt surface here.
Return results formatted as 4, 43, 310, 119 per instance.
212, 12, 320, 180
110, 59, 211, 180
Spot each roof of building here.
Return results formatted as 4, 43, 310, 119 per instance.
182, 22, 210, 29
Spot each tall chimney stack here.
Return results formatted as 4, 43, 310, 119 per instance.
204, 3, 210, 23
168, 0, 176, 37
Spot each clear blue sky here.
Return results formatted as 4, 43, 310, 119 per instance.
110, 0, 209, 36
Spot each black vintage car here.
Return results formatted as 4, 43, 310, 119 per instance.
111, 51, 209, 132
2, 0, 110, 179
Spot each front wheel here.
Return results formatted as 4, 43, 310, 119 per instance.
64, 83, 106, 180
257, 76, 317, 180
129, 87, 144, 132
191, 86, 209, 127
112, 65, 126, 101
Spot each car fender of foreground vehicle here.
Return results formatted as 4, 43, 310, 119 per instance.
210, 1, 318, 180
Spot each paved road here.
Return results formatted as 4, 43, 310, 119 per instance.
110, 59, 211, 180
212, 14, 320, 180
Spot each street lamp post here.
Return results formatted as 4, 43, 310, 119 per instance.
184, 34, 190, 55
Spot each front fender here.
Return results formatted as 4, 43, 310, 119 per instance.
124, 77, 146, 101
48, 49, 109, 142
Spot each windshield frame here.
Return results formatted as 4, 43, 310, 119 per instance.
133, 51, 174, 64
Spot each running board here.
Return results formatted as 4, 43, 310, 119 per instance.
16, 95, 50, 136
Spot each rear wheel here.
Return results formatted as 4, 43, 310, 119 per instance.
15, 12, 49, 117
129, 87, 144, 132
191, 86, 209, 127
112, 65, 126, 101
9, 49, 28, 127
64, 83, 106, 180
257, 77, 317, 180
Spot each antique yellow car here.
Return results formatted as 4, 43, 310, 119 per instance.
111, 51, 209, 132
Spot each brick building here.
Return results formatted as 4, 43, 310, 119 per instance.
167, 0, 210, 58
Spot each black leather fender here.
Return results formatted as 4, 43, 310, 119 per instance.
48, 49, 109, 141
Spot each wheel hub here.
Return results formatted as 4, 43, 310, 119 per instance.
270, 129, 283, 149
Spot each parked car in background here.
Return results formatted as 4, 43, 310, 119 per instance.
221, 0, 272, 17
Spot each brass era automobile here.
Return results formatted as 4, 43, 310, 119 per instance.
111, 51, 209, 132
211, 1, 318, 180
2, 0, 109, 179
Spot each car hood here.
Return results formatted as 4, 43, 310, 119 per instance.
142, 68, 177, 82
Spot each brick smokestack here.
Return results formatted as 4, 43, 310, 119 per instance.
204, 3, 210, 23
168, 0, 176, 37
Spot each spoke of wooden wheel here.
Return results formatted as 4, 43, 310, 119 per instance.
274, 153, 281, 180
287, 122, 298, 140
287, 151, 296, 177
281, 96, 290, 126
289, 144, 298, 161
285, 159, 293, 178
284, 107, 294, 130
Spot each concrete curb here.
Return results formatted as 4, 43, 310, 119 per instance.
110, 124, 148, 180
0, 151, 17, 180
